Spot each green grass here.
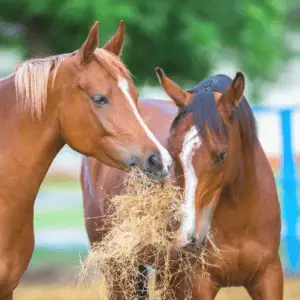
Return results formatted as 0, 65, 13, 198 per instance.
35, 175, 84, 229
34, 206, 84, 230
41, 176, 81, 191
30, 248, 87, 268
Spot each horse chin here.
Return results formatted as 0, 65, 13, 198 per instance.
181, 235, 207, 254
87, 153, 127, 170
149, 172, 170, 183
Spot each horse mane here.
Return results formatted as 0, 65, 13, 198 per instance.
14, 48, 130, 119
171, 74, 258, 149
15, 54, 65, 119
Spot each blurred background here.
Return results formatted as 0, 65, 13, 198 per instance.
0, 0, 300, 298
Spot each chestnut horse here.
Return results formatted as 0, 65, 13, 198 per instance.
0, 21, 172, 300
158, 69, 282, 299
82, 69, 282, 299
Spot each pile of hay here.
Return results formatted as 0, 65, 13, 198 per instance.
80, 168, 219, 299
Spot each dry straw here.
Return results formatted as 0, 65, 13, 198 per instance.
80, 168, 221, 300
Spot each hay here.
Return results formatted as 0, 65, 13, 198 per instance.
80, 168, 220, 300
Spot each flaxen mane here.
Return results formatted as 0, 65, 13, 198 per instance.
15, 48, 130, 119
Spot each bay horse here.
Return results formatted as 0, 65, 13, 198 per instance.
82, 69, 282, 299
0, 21, 172, 300
157, 68, 282, 299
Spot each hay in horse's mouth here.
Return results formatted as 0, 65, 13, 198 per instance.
79, 167, 219, 300
136, 165, 170, 183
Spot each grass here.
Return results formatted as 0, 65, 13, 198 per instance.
14, 279, 300, 300
41, 176, 81, 191
34, 206, 84, 229
30, 249, 87, 268
34, 175, 84, 230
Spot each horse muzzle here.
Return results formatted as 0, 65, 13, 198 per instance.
178, 230, 207, 253
126, 153, 171, 183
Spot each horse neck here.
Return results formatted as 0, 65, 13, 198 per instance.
223, 138, 258, 204
0, 75, 65, 206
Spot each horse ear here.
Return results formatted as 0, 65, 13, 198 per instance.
155, 67, 191, 108
78, 21, 99, 64
103, 20, 125, 56
218, 72, 245, 119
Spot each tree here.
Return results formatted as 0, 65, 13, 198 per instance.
0, 0, 296, 102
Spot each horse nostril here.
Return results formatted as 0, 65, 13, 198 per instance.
147, 153, 163, 172
190, 236, 196, 245
127, 156, 139, 169
149, 154, 161, 167
144, 152, 170, 181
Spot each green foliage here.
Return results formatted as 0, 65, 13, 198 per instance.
0, 0, 296, 102
287, 0, 300, 30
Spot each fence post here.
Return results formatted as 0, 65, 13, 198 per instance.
280, 109, 299, 274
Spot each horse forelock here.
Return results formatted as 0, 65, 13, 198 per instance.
171, 74, 258, 150
94, 48, 130, 79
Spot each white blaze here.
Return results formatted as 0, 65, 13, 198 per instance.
118, 78, 172, 172
179, 126, 218, 247
179, 126, 201, 246
194, 199, 217, 245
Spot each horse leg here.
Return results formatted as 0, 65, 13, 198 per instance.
0, 273, 18, 300
0, 226, 34, 300
109, 266, 148, 300
191, 275, 219, 300
110, 280, 128, 300
166, 267, 193, 300
0, 258, 28, 300
136, 265, 148, 299
1, 292, 13, 300
246, 257, 283, 300
0, 257, 25, 300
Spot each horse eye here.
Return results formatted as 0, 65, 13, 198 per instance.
215, 152, 227, 165
91, 94, 109, 106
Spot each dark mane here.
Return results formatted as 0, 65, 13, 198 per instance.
171, 74, 258, 147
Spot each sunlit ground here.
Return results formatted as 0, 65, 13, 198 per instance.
14, 279, 300, 300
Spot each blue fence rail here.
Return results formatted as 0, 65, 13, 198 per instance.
252, 105, 300, 274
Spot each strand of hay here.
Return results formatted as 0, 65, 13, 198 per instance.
80, 168, 221, 300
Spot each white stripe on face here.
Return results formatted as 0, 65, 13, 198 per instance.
179, 126, 219, 247
179, 126, 201, 246
194, 198, 218, 246
118, 78, 172, 172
